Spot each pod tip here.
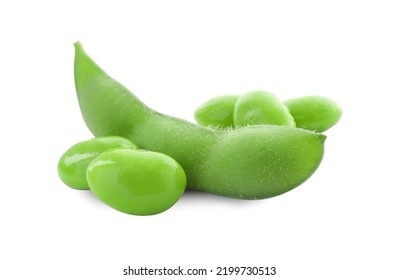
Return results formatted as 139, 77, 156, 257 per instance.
74, 41, 83, 52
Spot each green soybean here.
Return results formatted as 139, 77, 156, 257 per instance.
194, 95, 239, 128
234, 90, 296, 127
87, 149, 186, 215
74, 41, 326, 199
284, 96, 342, 132
58, 136, 138, 190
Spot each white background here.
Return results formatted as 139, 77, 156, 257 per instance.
1, 1, 398, 279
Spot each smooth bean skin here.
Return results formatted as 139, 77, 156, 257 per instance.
58, 136, 138, 190
284, 96, 342, 132
234, 91, 296, 127
194, 95, 239, 128
87, 149, 186, 215
74, 42, 326, 199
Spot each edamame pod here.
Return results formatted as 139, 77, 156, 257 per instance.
74, 42, 326, 199
284, 96, 342, 132
194, 95, 239, 128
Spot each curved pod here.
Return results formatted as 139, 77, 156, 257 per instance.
74, 42, 326, 199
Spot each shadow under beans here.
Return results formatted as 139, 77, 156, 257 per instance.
79, 190, 103, 206
78, 188, 261, 210
181, 189, 257, 206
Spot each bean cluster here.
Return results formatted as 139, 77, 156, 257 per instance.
58, 137, 186, 215
194, 91, 342, 132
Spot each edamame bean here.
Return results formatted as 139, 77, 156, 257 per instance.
284, 96, 342, 132
234, 91, 296, 127
74, 42, 326, 199
87, 149, 186, 215
57, 136, 138, 190
194, 95, 239, 128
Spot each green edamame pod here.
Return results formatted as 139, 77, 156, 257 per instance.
74, 42, 326, 199
234, 91, 296, 127
284, 96, 342, 132
194, 95, 239, 128
201, 125, 324, 198
58, 136, 138, 190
